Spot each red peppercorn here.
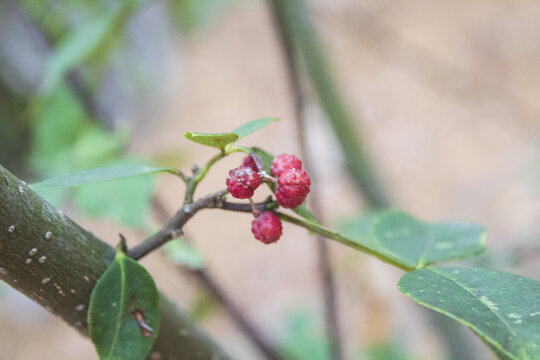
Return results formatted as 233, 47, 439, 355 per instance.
226, 166, 260, 199
271, 154, 302, 177
251, 212, 282, 244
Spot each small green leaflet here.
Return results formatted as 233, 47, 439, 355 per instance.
30, 165, 173, 190
184, 118, 278, 149
184, 132, 238, 149
232, 117, 279, 139
340, 210, 486, 270
398, 267, 540, 360
251, 147, 274, 172
163, 240, 205, 270
88, 248, 160, 360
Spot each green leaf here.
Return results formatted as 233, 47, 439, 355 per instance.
30, 165, 173, 190
232, 117, 279, 139
163, 240, 205, 270
40, 2, 135, 94
398, 267, 540, 360
280, 309, 329, 360
292, 202, 317, 224
250, 147, 274, 173
88, 249, 160, 360
184, 132, 238, 149
30, 85, 88, 171
73, 172, 155, 227
340, 210, 486, 270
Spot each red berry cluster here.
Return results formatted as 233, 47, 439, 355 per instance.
225, 153, 311, 244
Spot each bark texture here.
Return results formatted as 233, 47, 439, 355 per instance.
0, 164, 233, 360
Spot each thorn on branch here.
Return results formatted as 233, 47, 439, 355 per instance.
168, 228, 183, 240
118, 234, 128, 253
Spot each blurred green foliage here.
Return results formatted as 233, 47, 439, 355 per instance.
40, 1, 137, 94
280, 308, 329, 360
189, 291, 219, 321
169, 0, 230, 33
164, 239, 205, 270
0, 0, 199, 229
367, 342, 413, 360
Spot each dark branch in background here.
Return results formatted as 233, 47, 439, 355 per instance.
5, 0, 102, 120
267, 1, 343, 359
0, 165, 233, 360
267, 0, 390, 210
151, 197, 285, 360
266, 1, 477, 359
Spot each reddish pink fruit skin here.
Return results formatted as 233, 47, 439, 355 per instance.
271, 154, 302, 177
241, 155, 259, 172
275, 188, 305, 208
277, 169, 311, 198
275, 169, 310, 208
251, 212, 282, 244
226, 166, 260, 199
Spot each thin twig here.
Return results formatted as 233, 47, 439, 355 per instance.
127, 190, 228, 260
151, 196, 284, 360
130, 194, 279, 261
267, 1, 343, 358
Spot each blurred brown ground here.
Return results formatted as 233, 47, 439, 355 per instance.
1, 0, 540, 359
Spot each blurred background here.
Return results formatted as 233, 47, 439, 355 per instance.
1, 0, 540, 359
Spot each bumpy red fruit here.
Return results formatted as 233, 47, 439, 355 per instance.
226, 166, 260, 199
275, 169, 311, 208
278, 169, 311, 198
274, 188, 304, 208
271, 154, 302, 177
251, 212, 282, 244
242, 155, 259, 172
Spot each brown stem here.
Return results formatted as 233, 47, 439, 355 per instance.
130, 194, 277, 261
127, 190, 228, 260
151, 197, 285, 360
